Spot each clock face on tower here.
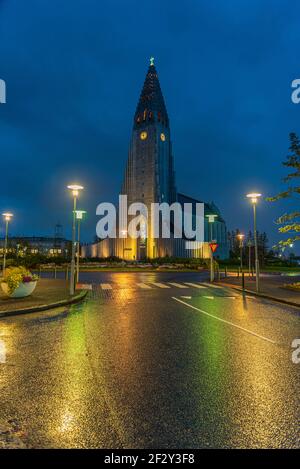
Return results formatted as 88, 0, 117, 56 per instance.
140, 131, 148, 140
160, 133, 166, 142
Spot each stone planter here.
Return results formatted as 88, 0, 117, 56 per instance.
1, 281, 37, 298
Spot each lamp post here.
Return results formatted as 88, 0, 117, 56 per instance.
206, 214, 218, 282
237, 233, 244, 272
246, 193, 262, 292
67, 184, 84, 295
2, 212, 13, 276
74, 210, 86, 283
247, 238, 252, 276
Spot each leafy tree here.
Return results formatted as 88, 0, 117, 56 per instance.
258, 231, 268, 266
228, 229, 241, 259
267, 132, 300, 247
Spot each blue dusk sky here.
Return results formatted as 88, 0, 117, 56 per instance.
0, 0, 300, 250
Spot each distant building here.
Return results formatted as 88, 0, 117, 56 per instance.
82, 60, 229, 260
0, 236, 71, 257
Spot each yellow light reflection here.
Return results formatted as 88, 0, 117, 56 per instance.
0, 339, 6, 363
60, 411, 75, 433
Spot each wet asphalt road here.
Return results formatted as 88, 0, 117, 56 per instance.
0, 272, 299, 448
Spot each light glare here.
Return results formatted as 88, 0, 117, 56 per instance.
2, 212, 13, 221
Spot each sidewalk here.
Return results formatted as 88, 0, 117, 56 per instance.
0, 279, 87, 317
217, 273, 300, 307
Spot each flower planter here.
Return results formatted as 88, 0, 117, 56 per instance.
1, 281, 37, 299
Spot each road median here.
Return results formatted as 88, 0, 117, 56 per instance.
0, 279, 88, 318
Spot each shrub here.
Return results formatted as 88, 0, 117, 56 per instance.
2, 266, 39, 293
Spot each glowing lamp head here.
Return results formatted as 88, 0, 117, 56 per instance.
206, 214, 218, 223
246, 193, 262, 204
237, 233, 245, 241
68, 184, 84, 197
3, 212, 13, 222
74, 210, 86, 220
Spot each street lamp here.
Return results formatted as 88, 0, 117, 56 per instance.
74, 210, 86, 283
2, 212, 13, 276
246, 193, 262, 291
206, 213, 218, 282
67, 184, 84, 295
237, 233, 245, 272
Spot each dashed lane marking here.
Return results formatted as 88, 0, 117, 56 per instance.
172, 297, 276, 344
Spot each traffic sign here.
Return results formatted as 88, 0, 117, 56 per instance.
209, 242, 218, 253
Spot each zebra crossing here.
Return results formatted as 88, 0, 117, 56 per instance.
77, 281, 238, 297
98, 281, 221, 291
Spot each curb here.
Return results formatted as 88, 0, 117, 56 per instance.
0, 290, 89, 318
216, 281, 300, 308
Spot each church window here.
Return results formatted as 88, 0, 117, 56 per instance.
143, 110, 147, 120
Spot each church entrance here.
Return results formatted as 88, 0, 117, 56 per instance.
137, 238, 147, 260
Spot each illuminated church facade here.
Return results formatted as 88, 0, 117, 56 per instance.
82, 59, 229, 260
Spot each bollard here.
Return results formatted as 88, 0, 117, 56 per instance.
242, 272, 245, 290
66, 266, 69, 281
224, 266, 227, 278
54, 266, 57, 279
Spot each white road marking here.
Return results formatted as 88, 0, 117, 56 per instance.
202, 282, 223, 289
172, 297, 276, 345
136, 283, 152, 289
100, 283, 112, 290
168, 282, 188, 288
151, 282, 170, 289
181, 296, 192, 299
203, 296, 214, 300
76, 284, 92, 290
184, 282, 205, 289
0, 340, 6, 364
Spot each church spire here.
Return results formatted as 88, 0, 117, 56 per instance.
134, 59, 169, 128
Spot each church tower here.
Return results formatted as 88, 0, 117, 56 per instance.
122, 58, 177, 259
82, 59, 229, 261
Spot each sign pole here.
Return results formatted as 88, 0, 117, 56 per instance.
209, 242, 218, 282
210, 250, 214, 282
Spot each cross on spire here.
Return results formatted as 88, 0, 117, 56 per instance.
150, 56, 155, 66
